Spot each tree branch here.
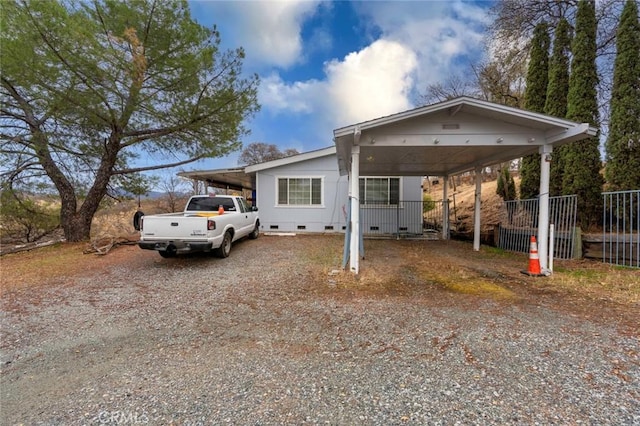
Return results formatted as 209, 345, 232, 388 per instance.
113, 154, 207, 175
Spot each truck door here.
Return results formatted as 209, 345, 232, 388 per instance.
237, 197, 254, 235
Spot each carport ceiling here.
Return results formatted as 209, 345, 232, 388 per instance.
177, 167, 253, 191
333, 96, 596, 177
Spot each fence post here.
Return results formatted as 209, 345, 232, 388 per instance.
549, 224, 554, 273
573, 227, 582, 259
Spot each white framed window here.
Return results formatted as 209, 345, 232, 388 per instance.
359, 177, 401, 205
276, 177, 323, 206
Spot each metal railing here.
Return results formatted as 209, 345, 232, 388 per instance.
497, 195, 578, 259
360, 200, 447, 239
603, 190, 639, 268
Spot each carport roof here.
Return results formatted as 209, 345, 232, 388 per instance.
177, 167, 252, 191
333, 96, 597, 177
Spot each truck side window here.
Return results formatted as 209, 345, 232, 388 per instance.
239, 198, 250, 213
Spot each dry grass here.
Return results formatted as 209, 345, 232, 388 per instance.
548, 259, 640, 304
306, 235, 639, 307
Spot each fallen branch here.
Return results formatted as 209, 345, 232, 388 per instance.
84, 236, 138, 255
0, 238, 65, 256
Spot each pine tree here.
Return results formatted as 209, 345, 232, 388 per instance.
545, 18, 572, 197
605, 0, 640, 190
520, 22, 550, 200
564, 0, 604, 229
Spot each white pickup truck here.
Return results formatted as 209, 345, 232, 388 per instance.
138, 195, 259, 258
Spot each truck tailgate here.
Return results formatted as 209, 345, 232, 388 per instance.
142, 216, 210, 240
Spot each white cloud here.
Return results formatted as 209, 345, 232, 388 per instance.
324, 39, 417, 124
259, 73, 320, 114
197, 1, 323, 69
259, 39, 417, 128
256, 0, 489, 125
354, 1, 490, 92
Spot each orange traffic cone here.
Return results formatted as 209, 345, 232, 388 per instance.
521, 235, 544, 276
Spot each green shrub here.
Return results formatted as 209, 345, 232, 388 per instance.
423, 193, 436, 213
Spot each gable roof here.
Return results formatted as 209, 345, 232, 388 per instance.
244, 146, 336, 173
176, 146, 337, 191
334, 96, 597, 176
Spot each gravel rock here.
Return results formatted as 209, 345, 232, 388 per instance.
1, 235, 638, 425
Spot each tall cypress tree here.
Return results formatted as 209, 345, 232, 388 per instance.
605, 0, 640, 190
520, 22, 550, 200
545, 18, 572, 197
564, 0, 604, 229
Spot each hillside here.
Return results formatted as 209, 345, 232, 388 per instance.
425, 176, 516, 234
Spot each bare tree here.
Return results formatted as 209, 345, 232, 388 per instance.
158, 176, 190, 213
238, 143, 299, 166
417, 74, 480, 105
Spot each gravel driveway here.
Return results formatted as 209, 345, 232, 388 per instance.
1, 235, 639, 425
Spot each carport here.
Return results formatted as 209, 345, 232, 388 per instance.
177, 167, 255, 194
333, 96, 596, 274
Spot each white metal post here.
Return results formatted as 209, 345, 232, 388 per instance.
473, 167, 482, 251
349, 146, 360, 274
537, 144, 553, 271
549, 223, 555, 273
442, 176, 449, 240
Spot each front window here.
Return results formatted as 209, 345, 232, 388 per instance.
359, 177, 400, 205
277, 177, 322, 206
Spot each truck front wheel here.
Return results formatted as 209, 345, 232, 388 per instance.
249, 223, 259, 239
216, 231, 233, 258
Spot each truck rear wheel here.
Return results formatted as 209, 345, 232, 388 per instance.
216, 231, 232, 258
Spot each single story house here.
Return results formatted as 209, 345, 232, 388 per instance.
180, 146, 425, 235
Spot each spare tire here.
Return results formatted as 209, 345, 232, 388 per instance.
133, 210, 144, 231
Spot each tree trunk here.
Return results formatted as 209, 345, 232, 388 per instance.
62, 135, 121, 242
61, 211, 93, 242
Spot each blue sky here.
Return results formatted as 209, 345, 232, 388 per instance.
171, 0, 494, 175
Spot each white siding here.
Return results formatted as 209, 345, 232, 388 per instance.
255, 153, 423, 234
255, 154, 349, 233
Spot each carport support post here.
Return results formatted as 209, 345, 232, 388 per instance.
442, 176, 449, 239
349, 146, 360, 274
473, 167, 482, 251
537, 144, 552, 271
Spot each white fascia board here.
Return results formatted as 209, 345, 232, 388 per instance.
177, 167, 245, 178
245, 146, 336, 173
333, 96, 591, 138
545, 123, 598, 145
